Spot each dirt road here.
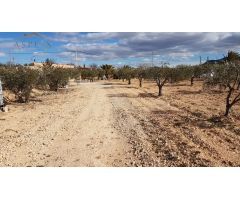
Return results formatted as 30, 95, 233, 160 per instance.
0, 81, 240, 166
0, 82, 132, 166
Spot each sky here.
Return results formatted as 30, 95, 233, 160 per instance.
0, 32, 240, 67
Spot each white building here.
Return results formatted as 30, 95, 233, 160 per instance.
29, 62, 75, 70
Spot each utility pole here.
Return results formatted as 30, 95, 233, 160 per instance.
75, 51, 78, 67
9, 51, 11, 67
151, 51, 153, 67
200, 56, 202, 64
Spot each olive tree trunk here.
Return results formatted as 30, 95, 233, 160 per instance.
156, 78, 167, 96
190, 76, 194, 86
139, 78, 142, 87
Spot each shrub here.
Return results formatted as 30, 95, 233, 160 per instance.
1, 67, 39, 103
46, 68, 70, 91
81, 69, 98, 82
38, 59, 72, 91
68, 68, 81, 80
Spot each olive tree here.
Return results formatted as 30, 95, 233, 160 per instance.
121, 65, 135, 85
226, 51, 240, 89
1, 67, 39, 103
40, 59, 71, 91
115, 67, 124, 81
190, 65, 204, 86
47, 68, 71, 91
101, 64, 114, 79
96, 68, 105, 80
135, 66, 147, 87
146, 65, 172, 96
173, 65, 193, 84
81, 69, 98, 82
204, 63, 240, 116
68, 68, 81, 80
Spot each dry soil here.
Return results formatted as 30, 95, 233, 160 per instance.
0, 80, 239, 166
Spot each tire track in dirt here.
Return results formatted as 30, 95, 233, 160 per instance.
0, 83, 132, 167
108, 83, 240, 166
45, 83, 131, 167
112, 85, 214, 166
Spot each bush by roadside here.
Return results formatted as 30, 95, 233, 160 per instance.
0, 67, 39, 103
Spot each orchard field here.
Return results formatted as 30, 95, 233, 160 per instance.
0, 78, 239, 166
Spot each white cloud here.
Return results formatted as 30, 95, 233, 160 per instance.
0, 52, 6, 57
2, 32, 240, 65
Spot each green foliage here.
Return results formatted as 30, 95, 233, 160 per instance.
180, 64, 213, 86
174, 65, 193, 82
38, 59, 80, 91
68, 68, 81, 80
121, 65, 135, 84
145, 66, 171, 80
101, 64, 114, 79
81, 69, 98, 81
135, 66, 147, 87
45, 68, 71, 91
1, 67, 39, 103
96, 68, 105, 80
145, 65, 172, 96
115, 67, 125, 80
226, 51, 240, 62
204, 63, 240, 116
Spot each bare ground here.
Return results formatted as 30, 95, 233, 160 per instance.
0, 80, 240, 166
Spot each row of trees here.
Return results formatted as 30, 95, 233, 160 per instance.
0, 59, 81, 103
0, 60, 118, 103
114, 64, 208, 94
113, 59, 240, 117
0, 51, 240, 116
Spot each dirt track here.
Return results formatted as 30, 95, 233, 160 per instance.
0, 81, 240, 166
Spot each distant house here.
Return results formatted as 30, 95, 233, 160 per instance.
203, 51, 240, 65
203, 57, 227, 65
28, 62, 75, 70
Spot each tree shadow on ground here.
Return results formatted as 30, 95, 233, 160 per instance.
102, 86, 115, 89
117, 86, 139, 89
151, 109, 179, 115
138, 93, 158, 98
176, 90, 202, 95
165, 83, 190, 87
29, 98, 43, 102
102, 82, 125, 86
107, 93, 136, 98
